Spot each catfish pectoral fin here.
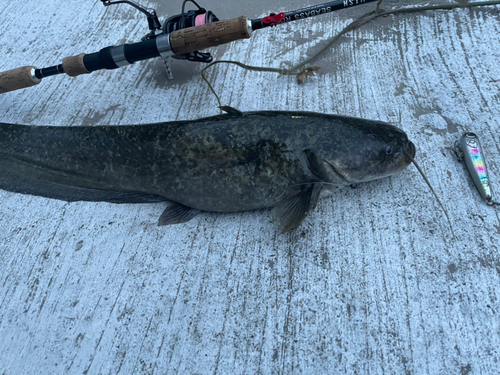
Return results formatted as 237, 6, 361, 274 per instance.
158, 202, 200, 226
303, 149, 331, 182
272, 184, 323, 233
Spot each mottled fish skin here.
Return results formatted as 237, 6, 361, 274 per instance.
0, 110, 416, 231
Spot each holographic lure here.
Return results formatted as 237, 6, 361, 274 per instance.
455, 132, 499, 206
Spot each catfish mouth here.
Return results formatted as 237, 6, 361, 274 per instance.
403, 140, 416, 167
406, 140, 416, 160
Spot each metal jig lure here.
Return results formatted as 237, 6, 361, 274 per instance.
455, 132, 499, 206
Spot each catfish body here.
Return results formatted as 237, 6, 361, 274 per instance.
0, 109, 416, 231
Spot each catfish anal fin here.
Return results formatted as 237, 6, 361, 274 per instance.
158, 202, 199, 226
272, 184, 323, 233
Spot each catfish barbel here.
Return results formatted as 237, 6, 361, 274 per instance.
0, 107, 416, 232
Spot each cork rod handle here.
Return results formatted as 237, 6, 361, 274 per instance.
170, 16, 251, 55
0, 66, 41, 94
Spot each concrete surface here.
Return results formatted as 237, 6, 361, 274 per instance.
1, 0, 500, 373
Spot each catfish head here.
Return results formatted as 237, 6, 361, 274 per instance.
313, 119, 416, 187
273, 118, 416, 233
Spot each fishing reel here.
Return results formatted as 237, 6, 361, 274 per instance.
101, 0, 219, 78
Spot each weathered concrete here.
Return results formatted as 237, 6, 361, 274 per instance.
1, 0, 499, 374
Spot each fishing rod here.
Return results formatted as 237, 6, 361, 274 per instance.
0, 0, 378, 94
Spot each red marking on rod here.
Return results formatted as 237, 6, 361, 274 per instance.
262, 12, 286, 26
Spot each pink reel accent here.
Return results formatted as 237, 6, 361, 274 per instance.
195, 14, 206, 26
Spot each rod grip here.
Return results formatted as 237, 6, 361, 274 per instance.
169, 16, 251, 55
62, 53, 90, 77
0, 66, 41, 94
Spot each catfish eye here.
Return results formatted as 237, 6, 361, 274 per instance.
385, 146, 393, 155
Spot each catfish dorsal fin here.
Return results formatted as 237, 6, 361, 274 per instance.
219, 106, 244, 117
